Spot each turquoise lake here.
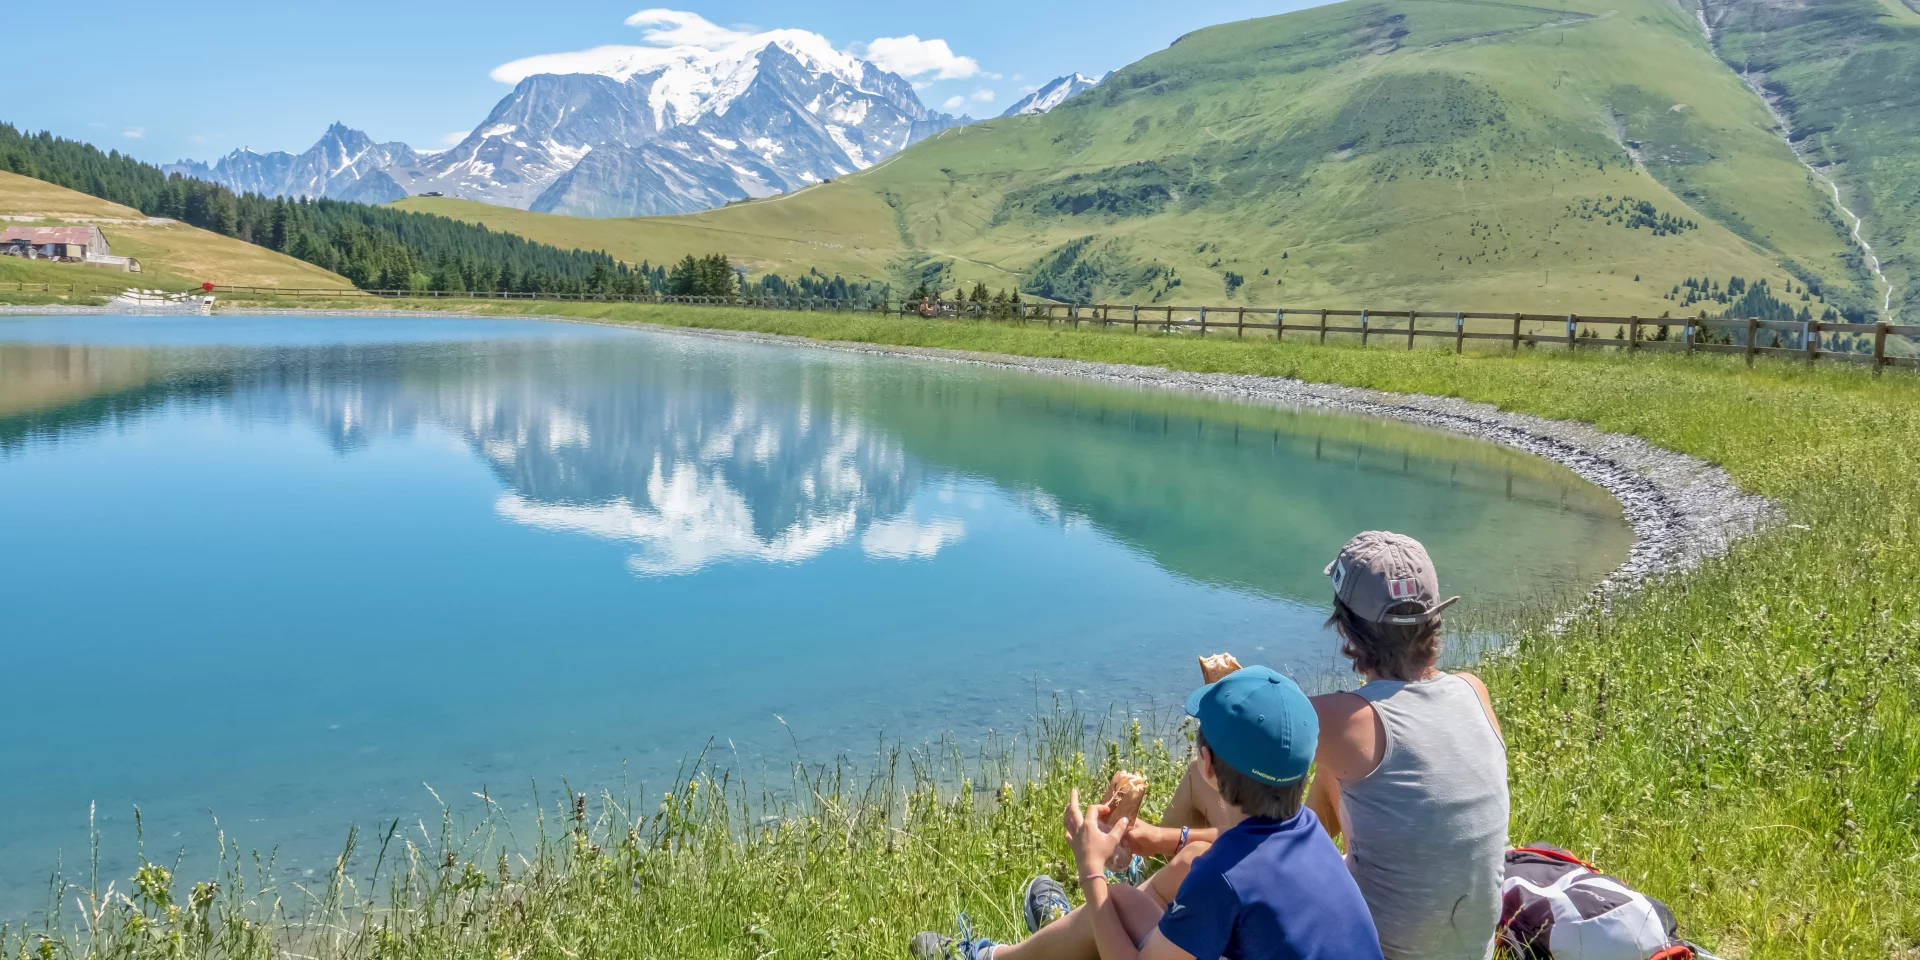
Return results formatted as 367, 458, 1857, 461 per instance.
0, 315, 1632, 914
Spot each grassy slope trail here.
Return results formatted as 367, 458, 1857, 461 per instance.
8, 303, 1914, 959
0, 171, 352, 295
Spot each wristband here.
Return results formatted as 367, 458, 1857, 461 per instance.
1177, 826, 1191, 852
1080, 873, 1107, 885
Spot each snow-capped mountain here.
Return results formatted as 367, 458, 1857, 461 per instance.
173, 37, 967, 217
164, 124, 419, 204
389, 73, 661, 210
1000, 73, 1106, 118
530, 42, 963, 216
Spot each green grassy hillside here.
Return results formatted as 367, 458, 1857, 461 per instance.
0, 171, 352, 293
390, 188, 901, 281
852, 0, 1874, 314
1703, 0, 1920, 323
399, 0, 1881, 319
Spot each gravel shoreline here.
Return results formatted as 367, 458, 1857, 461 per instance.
663, 326, 1778, 607
94, 305, 1784, 607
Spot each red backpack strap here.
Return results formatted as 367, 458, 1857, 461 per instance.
1510, 846, 1599, 871
1649, 946, 1694, 960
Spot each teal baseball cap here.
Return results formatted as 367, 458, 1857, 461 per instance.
1185, 666, 1319, 786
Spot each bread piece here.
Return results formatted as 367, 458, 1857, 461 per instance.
1198, 653, 1243, 684
1101, 770, 1148, 826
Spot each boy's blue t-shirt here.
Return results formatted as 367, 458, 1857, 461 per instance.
1157, 808, 1384, 960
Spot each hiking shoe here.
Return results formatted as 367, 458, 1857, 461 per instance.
908, 932, 953, 960
910, 914, 995, 960
1022, 875, 1071, 933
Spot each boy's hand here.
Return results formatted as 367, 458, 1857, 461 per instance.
1064, 788, 1130, 876
1123, 822, 1182, 856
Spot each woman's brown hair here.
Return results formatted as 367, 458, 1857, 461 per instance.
1325, 598, 1442, 680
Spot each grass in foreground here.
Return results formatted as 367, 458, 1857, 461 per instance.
6, 302, 1917, 959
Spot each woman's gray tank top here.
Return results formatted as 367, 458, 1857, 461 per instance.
1340, 673, 1510, 960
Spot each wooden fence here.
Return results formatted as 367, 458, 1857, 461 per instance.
7, 282, 1912, 375
982, 302, 1919, 374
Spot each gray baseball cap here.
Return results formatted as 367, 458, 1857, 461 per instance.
1325, 531, 1460, 625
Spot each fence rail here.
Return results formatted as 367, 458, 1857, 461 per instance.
7, 282, 1912, 375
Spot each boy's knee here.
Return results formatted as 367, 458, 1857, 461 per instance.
1146, 840, 1212, 902
1172, 839, 1211, 869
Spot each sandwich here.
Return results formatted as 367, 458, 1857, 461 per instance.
1198, 652, 1243, 684
1102, 770, 1148, 826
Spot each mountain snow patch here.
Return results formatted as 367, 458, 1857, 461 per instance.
1001, 73, 1106, 117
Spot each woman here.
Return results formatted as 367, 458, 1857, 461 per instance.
1134, 531, 1508, 960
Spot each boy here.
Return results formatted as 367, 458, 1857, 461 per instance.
912, 667, 1384, 960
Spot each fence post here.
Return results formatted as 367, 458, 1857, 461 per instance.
1237, 306, 1247, 338
1746, 317, 1759, 366
1407, 311, 1417, 350
1455, 312, 1465, 354
1360, 309, 1370, 346
1874, 322, 1889, 377
1685, 317, 1696, 356
1628, 316, 1639, 353
1512, 314, 1522, 352
1567, 314, 1577, 350
1320, 309, 1329, 345
1276, 307, 1285, 340
1199, 306, 1208, 336
1131, 304, 1140, 333
1804, 320, 1817, 367
1165, 305, 1174, 332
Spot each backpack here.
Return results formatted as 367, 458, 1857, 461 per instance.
1499, 845, 1696, 960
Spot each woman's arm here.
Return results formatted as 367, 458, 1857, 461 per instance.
1306, 691, 1384, 841
1306, 769, 1344, 843
1454, 672, 1504, 738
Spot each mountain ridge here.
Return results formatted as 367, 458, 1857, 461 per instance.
173, 38, 967, 218
1001, 73, 1107, 118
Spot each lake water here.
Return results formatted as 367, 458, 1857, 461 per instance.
0, 314, 1631, 914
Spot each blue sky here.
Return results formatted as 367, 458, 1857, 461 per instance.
7, 0, 1319, 165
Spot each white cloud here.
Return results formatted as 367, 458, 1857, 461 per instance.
489, 9, 991, 130
188, 133, 208, 145
121, 127, 144, 139
621, 8, 753, 46
492, 8, 868, 87
441, 131, 467, 145
861, 517, 966, 560
970, 88, 996, 102
941, 95, 966, 111
860, 34, 983, 80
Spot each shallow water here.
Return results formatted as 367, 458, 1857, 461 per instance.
0, 315, 1631, 913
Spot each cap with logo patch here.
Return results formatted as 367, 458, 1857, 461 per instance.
1184, 666, 1318, 786
1324, 530, 1460, 625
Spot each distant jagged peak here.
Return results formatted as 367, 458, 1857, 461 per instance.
1000, 72, 1107, 118
491, 11, 899, 131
